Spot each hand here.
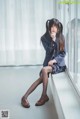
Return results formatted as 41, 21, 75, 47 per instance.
50, 32, 56, 40
48, 59, 57, 66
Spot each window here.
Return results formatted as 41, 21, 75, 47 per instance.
76, 2, 80, 92
55, 0, 80, 95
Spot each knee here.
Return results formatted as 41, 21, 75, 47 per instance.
42, 67, 48, 74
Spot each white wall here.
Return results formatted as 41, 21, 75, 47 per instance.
0, 0, 55, 65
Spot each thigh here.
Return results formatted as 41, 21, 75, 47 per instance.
42, 66, 52, 73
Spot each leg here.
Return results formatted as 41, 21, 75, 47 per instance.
35, 66, 52, 106
21, 76, 43, 108
23, 76, 43, 99
41, 66, 52, 97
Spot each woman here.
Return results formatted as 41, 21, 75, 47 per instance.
21, 18, 66, 108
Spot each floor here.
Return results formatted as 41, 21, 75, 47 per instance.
0, 66, 58, 119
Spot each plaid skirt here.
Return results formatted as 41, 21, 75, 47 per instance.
52, 64, 66, 74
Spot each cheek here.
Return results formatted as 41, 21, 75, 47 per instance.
55, 28, 58, 33
51, 28, 53, 32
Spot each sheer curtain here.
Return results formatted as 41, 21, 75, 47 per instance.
0, 0, 54, 66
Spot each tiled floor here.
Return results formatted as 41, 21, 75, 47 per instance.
0, 66, 58, 119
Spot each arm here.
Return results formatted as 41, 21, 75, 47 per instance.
41, 36, 54, 54
48, 34, 66, 66
48, 50, 66, 66
54, 50, 66, 64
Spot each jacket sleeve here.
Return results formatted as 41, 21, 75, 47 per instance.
54, 50, 66, 64
41, 36, 54, 54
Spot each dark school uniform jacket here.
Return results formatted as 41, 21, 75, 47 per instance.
41, 32, 66, 67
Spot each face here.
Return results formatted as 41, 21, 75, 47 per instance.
50, 25, 58, 34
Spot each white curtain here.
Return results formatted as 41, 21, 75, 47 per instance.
0, 0, 54, 65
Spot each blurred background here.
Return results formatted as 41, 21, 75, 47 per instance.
0, 0, 54, 65
0, 0, 80, 118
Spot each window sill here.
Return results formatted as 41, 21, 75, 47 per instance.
49, 72, 80, 119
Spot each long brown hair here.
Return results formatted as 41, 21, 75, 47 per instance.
46, 19, 65, 52
58, 22, 65, 51
59, 33, 65, 51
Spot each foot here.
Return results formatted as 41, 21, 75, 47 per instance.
35, 95, 49, 106
21, 97, 30, 108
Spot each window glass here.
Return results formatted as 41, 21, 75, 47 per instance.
76, 3, 80, 91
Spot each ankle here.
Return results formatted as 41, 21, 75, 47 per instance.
22, 95, 28, 100
41, 94, 47, 98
